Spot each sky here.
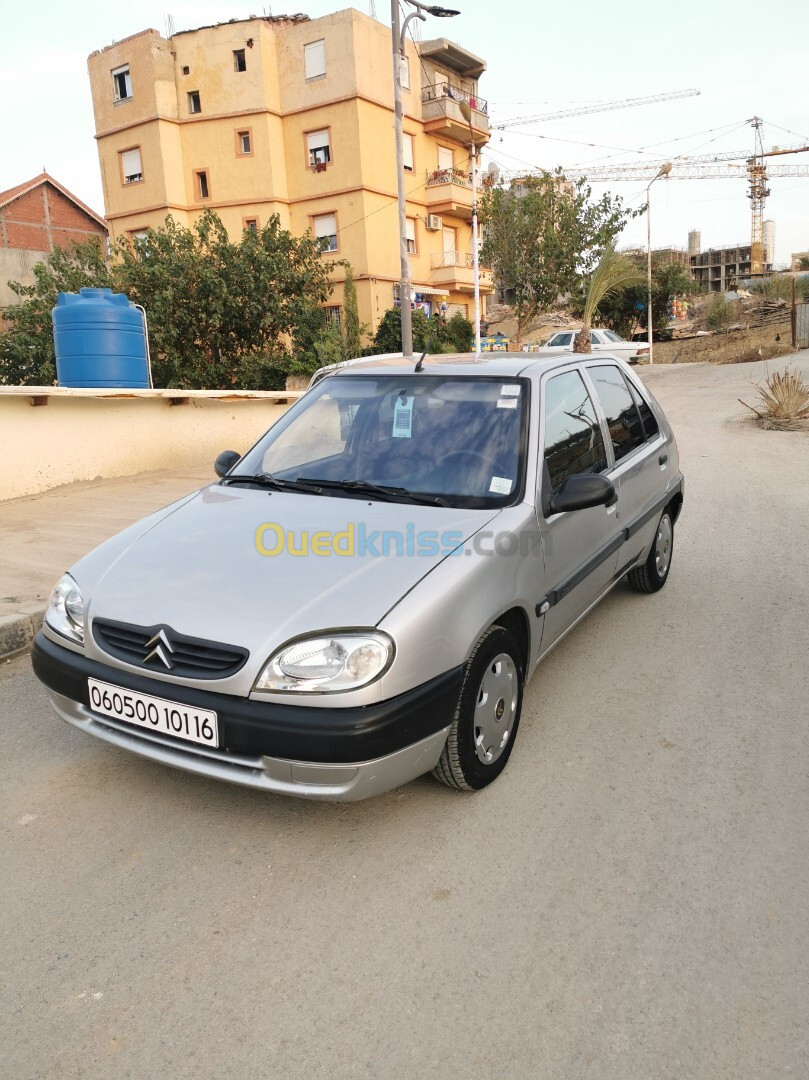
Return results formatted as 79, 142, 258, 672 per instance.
2, 0, 807, 265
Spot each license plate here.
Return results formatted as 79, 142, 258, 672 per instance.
87, 678, 219, 748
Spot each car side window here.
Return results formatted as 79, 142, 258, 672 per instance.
589, 331, 601, 345
542, 370, 608, 497
588, 365, 645, 462
625, 376, 660, 440
550, 332, 573, 347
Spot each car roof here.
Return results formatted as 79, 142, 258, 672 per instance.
311, 351, 628, 382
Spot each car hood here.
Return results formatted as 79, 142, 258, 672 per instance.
75, 485, 500, 675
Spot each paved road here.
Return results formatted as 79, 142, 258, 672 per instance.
2, 359, 809, 1079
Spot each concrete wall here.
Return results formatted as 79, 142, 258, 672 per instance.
652, 318, 793, 365
0, 389, 296, 501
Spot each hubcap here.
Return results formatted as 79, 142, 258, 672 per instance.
655, 515, 672, 578
473, 653, 518, 765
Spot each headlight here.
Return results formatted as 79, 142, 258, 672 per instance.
45, 573, 85, 645
255, 631, 393, 693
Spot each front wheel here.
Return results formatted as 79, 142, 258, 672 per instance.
432, 625, 524, 792
627, 509, 674, 593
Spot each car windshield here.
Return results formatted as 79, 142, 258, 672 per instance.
236, 374, 529, 509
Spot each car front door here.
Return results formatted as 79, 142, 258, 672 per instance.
583, 362, 667, 575
536, 366, 621, 656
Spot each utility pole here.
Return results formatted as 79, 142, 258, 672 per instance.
645, 162, 671, 365
391, 1, 458, 358
459, 99, 481, 357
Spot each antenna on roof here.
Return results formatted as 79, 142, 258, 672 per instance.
165, 13, 175, 37
368, 0, 377, 18
414, 348, 428, 372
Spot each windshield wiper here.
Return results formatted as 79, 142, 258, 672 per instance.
220, 473, 324, 495
297, 478, 449, 507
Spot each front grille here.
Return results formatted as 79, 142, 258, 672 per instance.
92, 618, 249, 680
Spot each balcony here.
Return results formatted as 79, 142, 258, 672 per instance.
430, 251, 494, 293
421, 84, 489, 144
425, 168, 474, 219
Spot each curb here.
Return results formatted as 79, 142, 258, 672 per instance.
0, 604, 45, 660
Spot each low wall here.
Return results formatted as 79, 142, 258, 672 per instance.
652, 318, 792, 365
0, 387, 301, 501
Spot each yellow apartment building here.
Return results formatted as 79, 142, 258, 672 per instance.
87, 8, 493, 338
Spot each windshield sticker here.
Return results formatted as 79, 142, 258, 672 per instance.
500, 384, 521, 397
392, 394, 414, 438
489, 476, 512, 495
497, 398, 518, 409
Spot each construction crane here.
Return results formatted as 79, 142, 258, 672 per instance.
562, 120, 809, 276
493, 89, 701, 131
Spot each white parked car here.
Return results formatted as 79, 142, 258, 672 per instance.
538, 329, 649, 364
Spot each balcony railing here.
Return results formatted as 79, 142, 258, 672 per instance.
422, 83, 488, 115
426, 167, 472, 188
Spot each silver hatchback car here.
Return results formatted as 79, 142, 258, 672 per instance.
33, 352, 683, 801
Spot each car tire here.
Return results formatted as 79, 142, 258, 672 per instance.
432, 625, 524, 792
627, 508, 674, 594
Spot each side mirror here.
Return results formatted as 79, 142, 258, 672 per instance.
550, 473, 615, 514
214, 450, 241, 478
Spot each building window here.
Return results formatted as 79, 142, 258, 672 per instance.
130, 229, 149, 244
313, 212, 337, 253
243, 218, 259, 234
182, 65, 190, 75
187, 90, 201, 114
304, 39, 326, 80
324, 306, 341, 330
438, 145, 453, 171
120, 147, 143, 185
236, 129, 252, 156
233, 49, 247, 72
400, 56, 410, 90
307, 129, 331, 168
112, 65, 132, 102
195, 170, 210, 200
406, 218, 416, 255
403, 133, 414, 172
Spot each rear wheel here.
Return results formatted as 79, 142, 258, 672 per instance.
627, 509, 673, 593
432, 625, 524, 792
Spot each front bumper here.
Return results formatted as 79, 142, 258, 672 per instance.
32, 633, 461, 801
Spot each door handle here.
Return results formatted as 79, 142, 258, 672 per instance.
659, 453, 668, 468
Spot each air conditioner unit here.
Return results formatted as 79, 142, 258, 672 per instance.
426, 215, 442, 231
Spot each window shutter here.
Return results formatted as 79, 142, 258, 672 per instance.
403, 134, 414, 171
304, 39, 326, 79
121, 148, 142, 179
406, 219, 415, 244
438, 146, 453, 171
314, 213, 337, 239
307, 130, 330, 154
400, 56, 410, 89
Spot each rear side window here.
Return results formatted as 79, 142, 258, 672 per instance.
543, 370, 607, 496
625, 377, 660, 440
589, 331, 601, 345
588, 365, 645, 462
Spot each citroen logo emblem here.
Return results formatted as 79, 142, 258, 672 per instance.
144, 628, 175, 669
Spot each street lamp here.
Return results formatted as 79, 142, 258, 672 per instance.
391, 0, 459, 357
458, 99, 481, 358
646, 161, 672, 365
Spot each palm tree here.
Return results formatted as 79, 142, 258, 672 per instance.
573, 245, 646, 353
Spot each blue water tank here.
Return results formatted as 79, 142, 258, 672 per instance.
52, 288, 149, 388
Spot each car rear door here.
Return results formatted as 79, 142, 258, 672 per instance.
582, 362, 669, 576
536, 365, 622, 656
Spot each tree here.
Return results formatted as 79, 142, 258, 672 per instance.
117, 211, 333, 388
0, 238, 111, 385
373, 308, 432, 353
342, 266, 362, 359
573, 246, 645, 353
798, 256, 809, 271
705, 293, 734, 332
595, 260, 698, 339
1, 210, 334, 388
480, 171, 640, 347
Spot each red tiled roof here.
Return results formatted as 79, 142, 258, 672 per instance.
0, 172, 107, 230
